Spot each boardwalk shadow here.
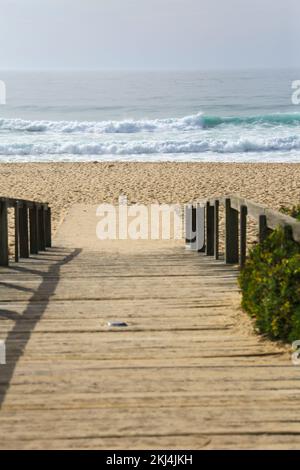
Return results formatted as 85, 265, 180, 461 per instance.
0, 247, 81, 409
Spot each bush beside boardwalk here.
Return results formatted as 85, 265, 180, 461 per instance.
239, 222, 300, 342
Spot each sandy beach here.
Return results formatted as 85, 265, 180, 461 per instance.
0, 162, 299, 236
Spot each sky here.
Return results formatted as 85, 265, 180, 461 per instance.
0, 0, 299, 70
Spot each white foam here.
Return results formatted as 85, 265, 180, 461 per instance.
0, 113, 206, 134
2, 112, 300, 136
0, 135, 299, 156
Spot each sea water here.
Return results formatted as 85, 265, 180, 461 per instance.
0, 69, 300, 162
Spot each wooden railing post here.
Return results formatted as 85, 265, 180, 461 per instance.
14, 202, 20, 263
196, 204, 205, 252
45, 207, 52, 248
29, 204, 39, 254
188, 205, 199, 251
259, 215, 269, 243
185, 204, 192, 246
184, 195, 300, 264
19, 203, 29, 258
38, 206, 46, 251
0, 197, 50, 266
206, 202, 215, 256
225, 198, 239, 264
191, 205, 197, 250
0, 200, 9, 266
240, 205, 248, 268
214, 200, 219, 260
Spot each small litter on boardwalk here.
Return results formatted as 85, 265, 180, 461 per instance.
107, 321, 128, 328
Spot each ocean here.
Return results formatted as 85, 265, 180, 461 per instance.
0, 69, 300, 162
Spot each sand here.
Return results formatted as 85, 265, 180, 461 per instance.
0, 162, 299, 238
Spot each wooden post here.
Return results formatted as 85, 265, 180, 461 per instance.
189, 205, 198, 251
0, 200, 9, 266
186, 205, 201, 251
38, 206, 46, 251
185, 205, 192, 246
19, 204, 29, 258
196, 204, 205, 252
206, 202, 215, 256
29, 204, 39, 254
225, 198, 239, 264
192, 205, 196, 237
259, 215, 269, 243
214, 200, 219, 260
240, 205, 248, 268
45, 207, 52, 248
14, 203, 20, 263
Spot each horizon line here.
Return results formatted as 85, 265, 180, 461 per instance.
0, 66, 299, 73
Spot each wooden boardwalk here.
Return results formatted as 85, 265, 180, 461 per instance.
0, 204, 299, 450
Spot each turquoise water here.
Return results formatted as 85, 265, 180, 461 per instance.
0, 69, 300, 162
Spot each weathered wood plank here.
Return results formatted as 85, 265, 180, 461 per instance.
225, 198, 239, 264
202, 194, 300, 243
0, 200, 9, 266
239, 204, 248, 267
0, 204, 297, 450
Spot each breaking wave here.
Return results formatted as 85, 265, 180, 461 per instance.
1, 112, 300, 134
0, 135, 300, 156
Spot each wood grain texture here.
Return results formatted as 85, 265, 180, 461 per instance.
0, 204, 298, 450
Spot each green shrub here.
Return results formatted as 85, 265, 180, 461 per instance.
280, 204, 300, 221
238, 226, 300, 342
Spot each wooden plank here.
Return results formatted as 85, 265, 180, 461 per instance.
206, 202, 215, 256
0, 200, 9, 266
184, 204, 192, 245
45, 207, 52, 248
196, 204, 205, 252
38, 206, 46, 251
14, 203, 20, 263
29, 205, 39, 254
19, 204, 29, 258
259, 214, 269, 243
225, 198, 239, 264
240, 205, 247, 267
0, 204, 296, 450
214, 200, 219, 260
201, 194, 300, 243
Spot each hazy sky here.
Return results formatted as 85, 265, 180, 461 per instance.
0, 0, 299, 70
